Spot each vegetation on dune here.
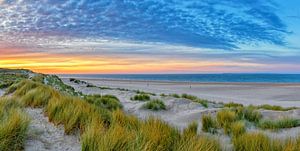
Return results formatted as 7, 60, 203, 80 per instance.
223, 102, 297, 111
84, 94, 123, 111
234, 106, 262, 123
254, 104, 298, 111
70, 78, 82, 84
230, 121, 246, 137
131, 93, 150, 101
223, 102, 244, 108
233, 132, 300, 151
0, 97, 30, 151
0, 73, 28, 89
180, 94, 209, 108
201, 114, 218, 133
258, 118, 300, 130
45, 75, 82, 96
233, 132, 272, 151
5, 76, 221, 151
143, 99, 166, 111
216, 109, 237, 134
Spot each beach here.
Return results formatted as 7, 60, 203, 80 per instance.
61, 77, 300, 107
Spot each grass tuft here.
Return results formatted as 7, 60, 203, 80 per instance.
258, 118, 300, 130
131, 94, 150, 101
142, 99, 166, 111
84, 94, 122, 111
231, 121, 246, 137
201, 114, 218, 133
0, 97, 30, 151
216, 109, 237, 134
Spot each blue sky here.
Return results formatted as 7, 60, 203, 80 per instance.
0, 0, 300, 73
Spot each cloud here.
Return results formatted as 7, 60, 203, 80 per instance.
0, 0, 288, 49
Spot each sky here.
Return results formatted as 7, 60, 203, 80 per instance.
0, 0, 300, 74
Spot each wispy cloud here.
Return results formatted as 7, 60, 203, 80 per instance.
0, 0, 288, 49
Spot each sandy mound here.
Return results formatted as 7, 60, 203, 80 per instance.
64, 79, 220, 130
25, 108, 81, 151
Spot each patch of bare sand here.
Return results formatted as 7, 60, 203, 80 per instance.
25, 108, 81, 151
0, 89, 4, 97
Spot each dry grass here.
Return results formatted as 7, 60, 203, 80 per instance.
7, 78, 221, 151
216, 109, 237, 134
0, 97, 30, 151
233, 132, 300, 151
201, 114, 218, 133
230, 121, 246, 137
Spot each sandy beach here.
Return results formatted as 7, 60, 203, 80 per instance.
61, 77, 300, 107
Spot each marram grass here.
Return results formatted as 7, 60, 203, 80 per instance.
0, 97, 30, 151
8, 78, 222, 151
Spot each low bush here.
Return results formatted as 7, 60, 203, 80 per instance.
143, 99, 166, 111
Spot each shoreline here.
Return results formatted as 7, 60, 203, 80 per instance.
59, 76, 300, 86
60, 76, 300, 107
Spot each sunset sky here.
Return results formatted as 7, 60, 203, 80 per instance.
0, 0, 300, 74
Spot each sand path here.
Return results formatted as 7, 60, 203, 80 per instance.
0, 88, 81, 151
25, 108, 81, 151
0, 89, 4, 97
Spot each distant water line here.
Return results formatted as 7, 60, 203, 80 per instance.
59, 74, 300, 83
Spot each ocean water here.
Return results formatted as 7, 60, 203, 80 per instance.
60, 74, 300, 83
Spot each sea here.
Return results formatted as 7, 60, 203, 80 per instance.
59, 74, 300, 83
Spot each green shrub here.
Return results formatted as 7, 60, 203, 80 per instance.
143, 99, 166, 111
201, 114, 218, 133
258, 118, 300, 130
131, 94, 150, 101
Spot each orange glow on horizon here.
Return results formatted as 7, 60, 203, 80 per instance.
0, 48, 266, 74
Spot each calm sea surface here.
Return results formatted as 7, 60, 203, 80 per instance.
59, 74, 300, 83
